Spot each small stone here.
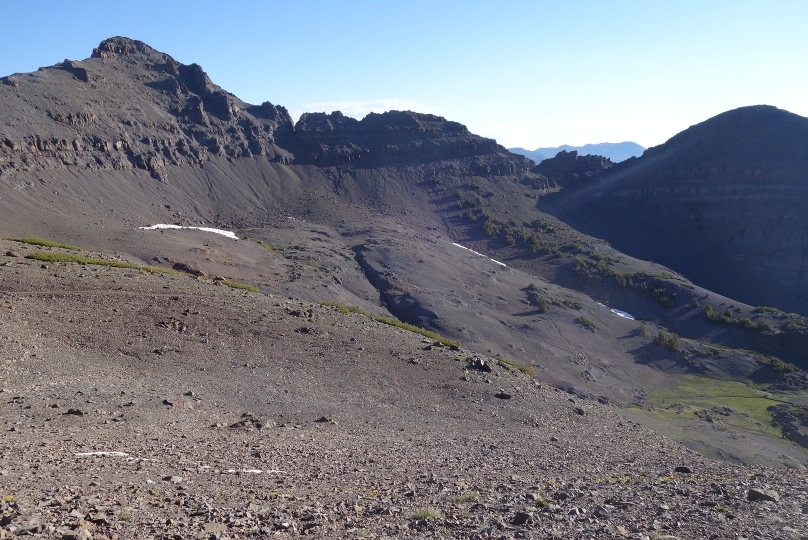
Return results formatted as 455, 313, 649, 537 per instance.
495, 392, 512, 400
574, 407, 585, 415
65, 409, 84, 416
747, 488, 779, 502
512, 511, 532, 525
89, 513, 109, 525
5, 250, 20, 257
469, 356, 492, 373
162, 475, 183, 484
674, 466, 692, 474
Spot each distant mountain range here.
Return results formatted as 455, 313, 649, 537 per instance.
509, 141, 645, 163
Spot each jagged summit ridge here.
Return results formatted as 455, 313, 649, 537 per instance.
91, 36, 160, 59
0, 37, 526, 176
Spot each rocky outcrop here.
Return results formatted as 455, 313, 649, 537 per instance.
769, 404, 808, 448
293, 110, 527, 168
541, 106, 808, 315
533, 150, 613, 187
0, 37, 294, 180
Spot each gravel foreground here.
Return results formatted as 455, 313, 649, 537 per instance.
1, 246, 807, 539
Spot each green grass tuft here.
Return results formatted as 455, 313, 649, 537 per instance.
453, 492, 478, 503
496, 356, 535, 378
754, 306, 783, 314
7, 237, 83, 250
409, 508, 443, 520
320, 301, 461, 348
219, 279, 260, 293
24, 252, 182, 274
576, 315, 596, 330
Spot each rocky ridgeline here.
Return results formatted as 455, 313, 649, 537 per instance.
292, 110, 529, 172
0, 37, 529, 180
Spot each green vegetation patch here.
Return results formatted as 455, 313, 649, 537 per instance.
7, 237, 83, 250
480, 218, 561, 255
573, 258, 677, 307
704, 304, 773, 332
453, 492, 478, 503
25, 252, 182, 274
653, 330, 680, 351
757, 355, 796, 373
408, 508, 443, 520
320, 301, 461, 349
219, 279, 260, 293
576, 315, 596, 331
496, 356, 535, 378
643, 375, 787, 439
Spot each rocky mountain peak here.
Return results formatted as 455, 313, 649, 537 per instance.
91, 36, 159, 59
644, 105, 808, 162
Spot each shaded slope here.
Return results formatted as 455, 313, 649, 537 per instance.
539, 105, 808, 315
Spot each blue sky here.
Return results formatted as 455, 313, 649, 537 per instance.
2, 1, 807, 149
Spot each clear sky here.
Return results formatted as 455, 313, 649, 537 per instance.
2, 1, 807, 150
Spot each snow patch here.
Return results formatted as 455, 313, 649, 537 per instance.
451, 243, 507, 267
75, 451, 129, 457
224, 469, 287, 474
139, 224, 239, 240
597, 302, 635, 320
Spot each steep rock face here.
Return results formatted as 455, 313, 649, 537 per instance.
0, 37, 294, 180
292, 110, 529, 172
541, 106, 808, 314
533, 150, 614, 188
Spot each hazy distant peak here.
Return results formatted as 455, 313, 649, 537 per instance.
509, 141, 645, 164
